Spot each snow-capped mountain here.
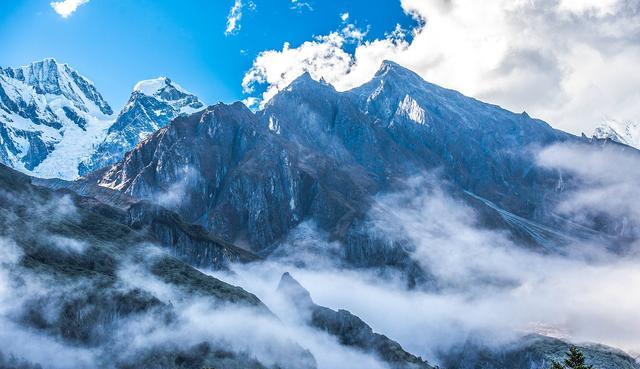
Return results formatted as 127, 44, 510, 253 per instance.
592, 119, 640, 149
0, 58, 114, 179
78, 77, 204, 175
0, 59, 205, 179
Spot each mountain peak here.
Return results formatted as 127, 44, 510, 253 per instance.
133, 77, 185, 96
592, 119, 640, 149
288, 71, 334, 90
1, 58, 113, 116
80, 77, 205, 176
380, 59, 401, 69
0, 58, 115, 178
291, 71, 317, 85
277, 272, 314, 308
42, 57, 61, 64
375, 59, 417, 80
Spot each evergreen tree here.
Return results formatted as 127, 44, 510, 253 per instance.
548, 346, 594, 369
564, 346, 593, 369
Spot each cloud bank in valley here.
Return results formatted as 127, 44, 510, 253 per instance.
210, 146, 640, 363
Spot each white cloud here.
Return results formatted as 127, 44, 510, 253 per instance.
50, 0, 89, 18
243, 0, 640, 134
225, 0, 243, 35
152, 166, 202, 209
558, 0, 620, 15
537, 143, 640, 233
242, 23, 407, 105
291, 0, 313, 11
340, 12, 349, 22
242, 96, 260, 110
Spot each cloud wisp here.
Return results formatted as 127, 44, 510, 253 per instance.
225, 0, 243, 35
290, 0, 313, 12
50, 0, 90, 18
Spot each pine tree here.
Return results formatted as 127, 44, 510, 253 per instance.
564, 346, 593, 369
547, 346, 594, 369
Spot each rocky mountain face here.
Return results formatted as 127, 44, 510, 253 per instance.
0, 59, 205, 180
262, 61, 578, 227
0, 58, 113, 178
592, 119, 640, 149
74, 61, 632, 286
94, 102, 377, 252
79, 77, 204, 175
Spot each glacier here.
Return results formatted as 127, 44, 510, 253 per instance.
0, 59, 204, 179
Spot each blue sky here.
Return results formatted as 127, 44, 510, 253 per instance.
0, 0, 416, 108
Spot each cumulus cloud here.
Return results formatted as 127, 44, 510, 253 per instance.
242, 23, 408, 105
243, 0, 640, 134
50, 0, 89, 18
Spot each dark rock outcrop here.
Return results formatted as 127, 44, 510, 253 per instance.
277, 272, 434, 369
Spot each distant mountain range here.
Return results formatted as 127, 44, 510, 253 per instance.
0, 59, 204, 179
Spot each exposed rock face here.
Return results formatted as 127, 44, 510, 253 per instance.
0, 58, 113, 178
79, 77, 205, 175
95, 102, 377, 255
277, 272, 434, 369
262, 61, 575, 226
439, 334, 640, 369
126, 201, 260, 269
